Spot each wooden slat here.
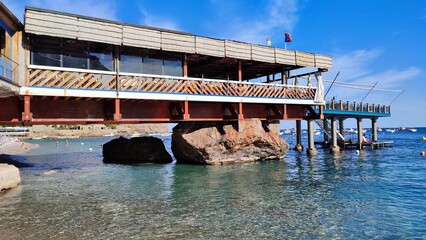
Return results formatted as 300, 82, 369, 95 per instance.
82, 74, 102, 89
29, 69, 41, 79
37, 70, 60, 87
29, 70, 50, 86
47, 71, 68, 87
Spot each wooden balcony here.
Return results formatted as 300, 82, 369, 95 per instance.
25, 65, 322, 105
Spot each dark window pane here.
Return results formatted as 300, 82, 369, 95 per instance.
120, 54, 142, 73
63, 52, 87, 69
163, 59, 182, 76
32, 50, 61, 67
143, 57, 162, 75
89, 52, 113, 71
89, 44, 113, 71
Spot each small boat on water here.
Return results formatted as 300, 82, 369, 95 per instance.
422, 136, 426, 140
408, 128, 417, 132
280, 129, 291, 135
345, 128, 355, 133
386, 129, 396, 133
314, 130, 321, 135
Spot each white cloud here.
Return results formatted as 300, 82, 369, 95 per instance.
324, 49, 421, 104
213, 0, 299, 44
3, 0, 118, 22
139, 8, 179, 31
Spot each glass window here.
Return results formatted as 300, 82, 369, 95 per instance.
120, 54, 142, 73
89, 44, 113, 71
163, 59, 182, 76
89, 52, 113, 71
62, 41, 87, 69
31, 36, 61, 67
143, 57, 162, 75
63, 51, 87, 69
32, 49, 61, 67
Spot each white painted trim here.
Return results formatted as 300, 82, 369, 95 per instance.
19, 87, 322, 105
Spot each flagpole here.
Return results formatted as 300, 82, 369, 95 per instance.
284, 42, 287, 50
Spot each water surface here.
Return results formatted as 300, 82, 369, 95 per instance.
1, 130, 426, 239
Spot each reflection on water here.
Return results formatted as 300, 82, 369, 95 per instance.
0, 131, 426, 239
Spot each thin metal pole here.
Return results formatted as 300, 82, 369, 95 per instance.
324, 71, 340, 98
389, 90, 404, 105
361, 81, 378, 102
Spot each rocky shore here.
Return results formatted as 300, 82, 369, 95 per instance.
0, 137, 38, 192
26, 123, 169, 139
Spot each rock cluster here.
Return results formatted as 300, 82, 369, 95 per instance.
103, 136, 172, 164
171, 120, 288, 164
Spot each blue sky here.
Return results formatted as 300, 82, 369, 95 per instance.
5, 0, 426, 128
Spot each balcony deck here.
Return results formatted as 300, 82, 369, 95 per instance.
23, 65, 323, 105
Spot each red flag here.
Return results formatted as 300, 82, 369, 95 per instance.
285, 32, 292, 43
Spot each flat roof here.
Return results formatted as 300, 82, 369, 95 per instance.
24, 6, 332, 72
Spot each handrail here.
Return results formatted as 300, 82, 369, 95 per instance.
326, 99, 391, 114
26, 66, 321, 101
28, 65, 318, 90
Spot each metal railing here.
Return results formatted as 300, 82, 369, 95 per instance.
27, 65, 319, 100
326, 99, 391, 114
0, 54, 18, 82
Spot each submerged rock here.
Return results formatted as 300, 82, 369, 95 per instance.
172, 120, 289, 165
103, 136, 172, 164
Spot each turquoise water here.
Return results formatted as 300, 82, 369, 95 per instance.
1, 129, 426, 239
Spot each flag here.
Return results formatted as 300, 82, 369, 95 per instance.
285, 32, 292, 43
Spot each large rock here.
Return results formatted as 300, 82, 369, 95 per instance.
103, 136, 172, 164
0, 164, 21, 191
172, 120, 289, 164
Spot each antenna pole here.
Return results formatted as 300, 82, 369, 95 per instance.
389, 90, 404, 105
361, 81, 378, 102
324, 71, 340, 98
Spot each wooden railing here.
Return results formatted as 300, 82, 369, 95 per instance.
326, 99, 391, 114
27, 66, 318, 100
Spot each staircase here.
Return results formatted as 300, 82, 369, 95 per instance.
314, 119, 345, 141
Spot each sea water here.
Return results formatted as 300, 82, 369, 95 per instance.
0, 129, 426, 239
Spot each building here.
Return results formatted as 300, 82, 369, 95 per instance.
0, 3, 332, 125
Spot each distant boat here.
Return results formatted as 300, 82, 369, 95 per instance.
408, 128, 417, 132
280, 129, 291, 135
345, 128, 355, 133
386, 129, 396, 133
422, 136, 426, 140
377, 127, 383, 132
0, 127, 30, 136
314, 130, 321, 135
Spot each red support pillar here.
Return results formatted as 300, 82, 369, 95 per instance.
114, 98, 121, 121
22, 95, 33, 122
238, 60, 244, 120
184, 100, 190, 120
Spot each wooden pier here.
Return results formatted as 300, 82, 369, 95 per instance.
296, 99, 392, 155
